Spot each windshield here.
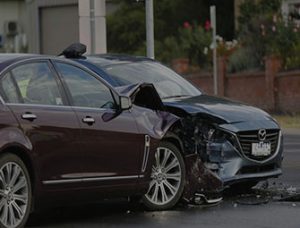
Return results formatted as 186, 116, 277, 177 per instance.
101, 61, 201, 99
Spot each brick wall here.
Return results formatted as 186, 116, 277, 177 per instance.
225, 72, 268, 109
185, 73, 214, 95
276, 71, 300, 113
182, 57, 300, 113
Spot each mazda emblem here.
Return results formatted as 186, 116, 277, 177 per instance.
258, 129, 267, 141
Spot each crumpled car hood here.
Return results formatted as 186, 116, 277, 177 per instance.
164, 94, 275, 124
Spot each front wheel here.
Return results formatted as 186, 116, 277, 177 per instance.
0, 154, 32, 228
143, 142, 185, 210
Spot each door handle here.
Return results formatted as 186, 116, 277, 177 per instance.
82, 117, 95, 125
21, 113, 37, 121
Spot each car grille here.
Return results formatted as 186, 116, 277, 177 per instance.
237, 129, 280, 161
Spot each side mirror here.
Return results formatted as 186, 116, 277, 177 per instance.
120, 96, 132, 110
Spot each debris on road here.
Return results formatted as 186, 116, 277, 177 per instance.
254, 180, 300, 202
233, 180, 300, 206
235, 194, 269, 205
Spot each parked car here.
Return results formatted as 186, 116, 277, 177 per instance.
0, 54, 190, 228
64, 44, 283, 191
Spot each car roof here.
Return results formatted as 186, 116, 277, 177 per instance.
83, 54, 155, 67
58, 43, 155, 67
0, 54, 40, 63
0, 54, 42, 72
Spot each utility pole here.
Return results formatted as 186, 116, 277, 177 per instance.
210, 5, 218, 95
79, 0, 107, 54
145, 0, 154, 59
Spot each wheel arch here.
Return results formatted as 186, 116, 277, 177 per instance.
0, 145, 36, 194
163, 118, 194, 156
163, 132, 185, 155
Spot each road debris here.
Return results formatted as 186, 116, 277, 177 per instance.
235, 194, 270, 205
233, 180, 300, 206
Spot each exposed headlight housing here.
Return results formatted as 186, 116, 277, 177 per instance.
197, 125, 230, 143
195, 124, 239, 157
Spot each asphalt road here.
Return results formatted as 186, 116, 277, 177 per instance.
27, 129, 300, 228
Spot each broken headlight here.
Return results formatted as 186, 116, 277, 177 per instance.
195, 125, 230, 143
195, 124, 239, 152
195, 125, 239, 164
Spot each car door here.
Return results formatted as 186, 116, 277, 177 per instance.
0, 60, 83, 186
53, 61, 145, 187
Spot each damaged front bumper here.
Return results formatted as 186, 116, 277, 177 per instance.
179, 116, 283, 186
204, 128, 283, 186
183, 154, 223, 204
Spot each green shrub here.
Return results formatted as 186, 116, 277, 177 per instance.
178, 22, 212, 67
228, 47, 263, 73
237, 0, 300, 70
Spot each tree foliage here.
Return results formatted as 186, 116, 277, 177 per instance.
107, 0, 234, 59
234, 0, 300, 71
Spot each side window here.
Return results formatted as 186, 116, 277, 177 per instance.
1, 62, 63, 105
56, 63, 115, 109
0, 72, 20, 103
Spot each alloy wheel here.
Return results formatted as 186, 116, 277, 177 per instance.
145, 146, 182, 206
0, 162, 29, 228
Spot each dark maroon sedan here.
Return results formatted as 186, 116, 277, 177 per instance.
0, 54, 181, 228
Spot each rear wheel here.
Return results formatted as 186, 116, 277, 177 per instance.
143, 142, 185, 210
0, 154, 32, 228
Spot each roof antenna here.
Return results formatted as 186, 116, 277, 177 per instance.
58, 43, 87, 58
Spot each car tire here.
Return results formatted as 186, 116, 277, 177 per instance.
0, 153, 32, 228
143, 141, 186, 210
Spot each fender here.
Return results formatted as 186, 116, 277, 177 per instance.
0, 127, 33, 153
163, 130, 186, 155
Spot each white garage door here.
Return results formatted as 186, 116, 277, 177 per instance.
40, 5, 79, 55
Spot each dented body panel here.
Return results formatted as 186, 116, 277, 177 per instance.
117, 83, 179, 139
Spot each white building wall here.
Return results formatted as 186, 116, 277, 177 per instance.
25, 0, 78, 54
1, 0, 109, 54
79, 0, 107, 54
282, 0, 300, 17
0, 1, 20, 35
0, 1, 26, 52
